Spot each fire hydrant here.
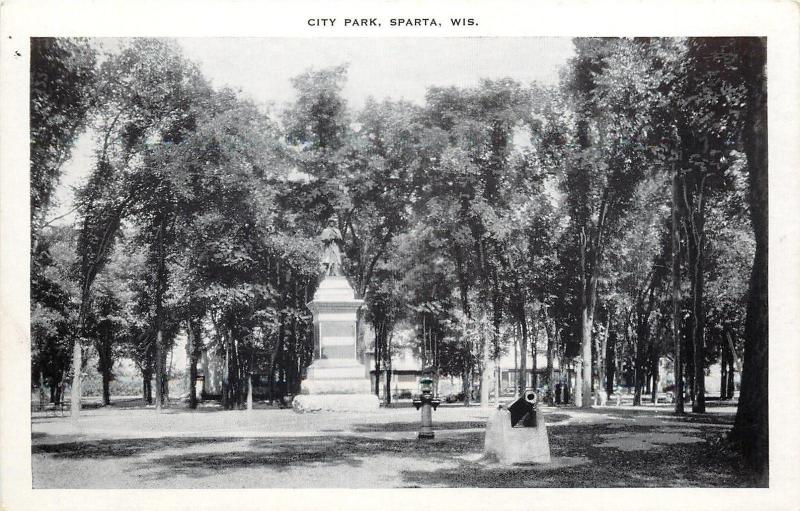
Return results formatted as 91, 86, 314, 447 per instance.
412, 377, 441, 439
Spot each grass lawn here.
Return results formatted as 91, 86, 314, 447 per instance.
31, 399, 762, 488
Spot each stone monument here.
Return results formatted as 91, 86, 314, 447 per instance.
291, 218, 380, 413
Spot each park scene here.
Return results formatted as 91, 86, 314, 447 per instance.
30, 37, 767, 488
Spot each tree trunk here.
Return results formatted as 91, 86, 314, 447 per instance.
726, 330, 743, 374
530, 315, 539, 391
384, 330, 393, 405
726, 345, 736, 399
651, 355, 659, 403
385, 366, 392, 406
633, 305, 648, 407
230, 327, 242, 409
161, 351, 169, 405
513, 327, 519, 393
222, 327, 230, 408
633, 332, 643, 407
38, 371, 47, 411
672, 172, 685, 414
579, 272, 601, 408
188, 321, 199, 409
374, 322, 382, 397
56, 370, 65, 406
480, 335, 490, 408
720, 342, 729, 400
247, 374, 253, 410
722, 332, 741, 399
598, 313, 609, 403
99, 332, 112, 406
494, 364, 501, 407
544, 306, 555, 403
578, 199, 606, 409
101, 362, 111, 406
578, 313, 590, 407
461, 369, 470, 407
142, 367, 152, 405
686, 345, 695, 406
518, 313, 528, 395
279, 350, 286, 405
355, 311, 367, 366
731, 37, 768, 481
688, 213, 706, 413
724, 330, 740, 399
69, 337, 82, 419
155, 329, 164, 411
267, 320, 283, 405
605, 330, 616, 398
680, 156, 707, 415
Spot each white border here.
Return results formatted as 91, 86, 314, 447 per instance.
2, 1, 799, 510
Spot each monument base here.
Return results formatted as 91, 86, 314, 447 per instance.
295, 274, 378, 413
484, 407, 551, 464
300, 358, 373, 394
292, 393, 379, 413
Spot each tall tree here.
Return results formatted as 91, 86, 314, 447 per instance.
70, 38, 211, 415
730, 37, 768, 482
555, 39, 671, 406
30, 38, 96, 413
421, 79, 532, 404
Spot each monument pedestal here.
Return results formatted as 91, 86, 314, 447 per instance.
292, 276, 379, 413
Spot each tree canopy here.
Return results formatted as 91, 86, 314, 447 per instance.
30, 37, 768, 481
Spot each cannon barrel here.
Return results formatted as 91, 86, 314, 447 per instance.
508, 389, 538, 427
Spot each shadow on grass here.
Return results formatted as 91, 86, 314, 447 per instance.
33, 432, 482, 482
140, 434, 488, 481
400, 419, 762, 488
32, 437, 241, 459
578, 405, 737, 426
351, 413, 571, 433
246, 433, 484, 458
142, 444, 363, 479
544, 413, 572, 423
352, 421, 486, 433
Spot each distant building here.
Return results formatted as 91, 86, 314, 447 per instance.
494, 350, 564, 395
363, 325, 573, 400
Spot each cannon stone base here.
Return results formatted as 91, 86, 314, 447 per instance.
484, 407, 551, 464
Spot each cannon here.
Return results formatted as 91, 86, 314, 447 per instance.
484, 388, 550, 464
507, 388, 538, 428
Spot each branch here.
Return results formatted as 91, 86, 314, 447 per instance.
41, 205, 80, 228
361, 236, 390, 297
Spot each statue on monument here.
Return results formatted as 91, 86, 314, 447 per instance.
294, 216, 377, 413
320, 217, 343, 276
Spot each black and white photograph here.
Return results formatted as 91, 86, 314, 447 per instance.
2, 1, 799, 509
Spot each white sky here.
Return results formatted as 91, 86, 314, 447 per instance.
178, 37, 574, 110
52, 37, 574, 223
